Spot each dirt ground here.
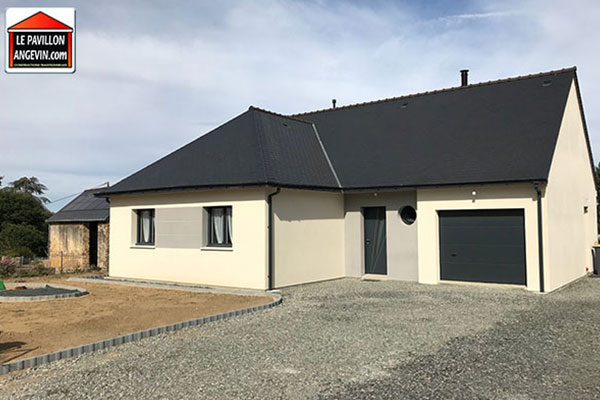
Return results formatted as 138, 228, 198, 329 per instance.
0, 276, 273, 364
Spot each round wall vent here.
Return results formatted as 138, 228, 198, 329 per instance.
400, 206, 417, 225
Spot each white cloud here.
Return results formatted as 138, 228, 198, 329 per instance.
436, 11, 522, 23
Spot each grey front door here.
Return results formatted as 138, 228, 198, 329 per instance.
439, 209, 526, 285
363, 207, 387, 275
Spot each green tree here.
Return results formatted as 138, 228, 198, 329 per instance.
0, 189, 52, 257
0, 190, 51, 232
7, 176, 49, 203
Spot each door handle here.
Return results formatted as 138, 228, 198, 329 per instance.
451, 253, 457, 257
366, 239, 371, 245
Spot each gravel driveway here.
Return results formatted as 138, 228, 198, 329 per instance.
1, 277, 599, 399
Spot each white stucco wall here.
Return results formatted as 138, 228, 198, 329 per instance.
344, 191, 418, 280
417, 184, 542, 291
272, 188, 345, 288
109, 188, 269, 290
544, 81, 597, 291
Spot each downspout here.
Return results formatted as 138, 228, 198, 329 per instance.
534, 182, 545, 293
267, 187, 281, 290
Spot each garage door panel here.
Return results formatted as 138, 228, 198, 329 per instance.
440, 244, 525, 264
441, 226, 525, 246
439, 211, 524, 226
439, 209, 526, 285
441, 262, 526, 284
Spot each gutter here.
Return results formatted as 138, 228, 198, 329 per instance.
267, 187, 281, 290
343, 178, 548, 193
534, 182, 545, 293
96, 179, 549, 197
95, 182, 342, 197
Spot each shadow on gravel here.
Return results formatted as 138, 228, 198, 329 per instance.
318, 278, 600, 400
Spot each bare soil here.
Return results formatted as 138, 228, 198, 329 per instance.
0, 276, 272, 364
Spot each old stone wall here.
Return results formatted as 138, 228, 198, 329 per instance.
48, 223, 89, 272
98, 222, 110, 271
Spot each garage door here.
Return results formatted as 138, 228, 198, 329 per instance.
439, 209, 526, 285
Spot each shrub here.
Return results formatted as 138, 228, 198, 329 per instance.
33, 261, 53, 276
0, 258, 17, 277
0, 223, 45, 257
0, 246, 34, 258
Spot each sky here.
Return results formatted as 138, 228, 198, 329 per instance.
1, 0, 599, 211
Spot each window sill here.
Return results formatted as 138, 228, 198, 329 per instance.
201, 246, 233, 252
130, 245, 155, 249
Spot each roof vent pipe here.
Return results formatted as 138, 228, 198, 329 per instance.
460, 69, 469, 86
332, 99, 337, 109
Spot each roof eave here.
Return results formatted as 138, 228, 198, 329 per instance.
96, 182, 344, 197
97, 178, 547, 197
342, 178, 548, 193
47, 217, 109, 224
572, 71, 596, 183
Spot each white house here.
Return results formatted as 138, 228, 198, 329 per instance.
99, 67, 597, 293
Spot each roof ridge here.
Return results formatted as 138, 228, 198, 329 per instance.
248, 105, 313, 124
291, 66, 577, 117
310, 123, 342, 189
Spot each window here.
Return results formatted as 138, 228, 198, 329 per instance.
400, 206, 416, 225
136, 209, 155, 245
207, 206, 232, 247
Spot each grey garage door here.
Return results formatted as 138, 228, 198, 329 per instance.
439, 209, 526, 285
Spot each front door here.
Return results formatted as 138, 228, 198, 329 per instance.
363, 207, 387, 275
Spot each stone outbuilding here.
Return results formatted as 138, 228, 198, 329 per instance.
48, 188, 109, 272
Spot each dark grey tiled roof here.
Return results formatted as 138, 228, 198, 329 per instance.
48, 188, 109, 223
100, 67, 589, 196
101, 108, 340, 195
297, 68, 578, 189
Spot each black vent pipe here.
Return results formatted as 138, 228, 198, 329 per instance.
460, 69, 469, 86
534, 182, 545, 293
267, 187, 281, 290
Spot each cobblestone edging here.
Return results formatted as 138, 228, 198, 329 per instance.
0, 282, 88, 302
0, 284, 282, 375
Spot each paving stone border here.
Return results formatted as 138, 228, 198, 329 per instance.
0, 279, 282, 375
70, 275, 273, 297
0, 282, 88, 302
